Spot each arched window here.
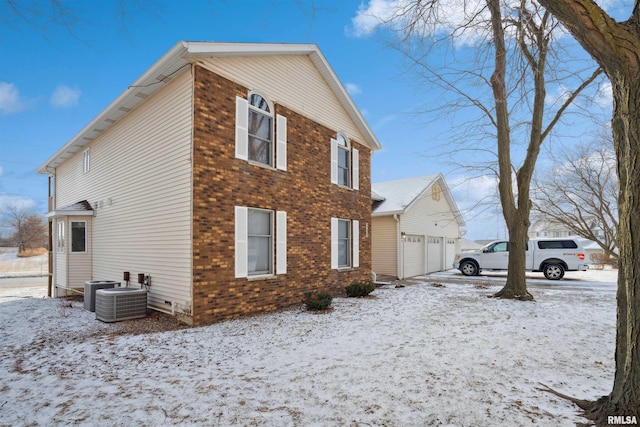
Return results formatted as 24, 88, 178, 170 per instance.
248, 92, 273, 166
330, 132, 359, 190
336, 133, 350, 187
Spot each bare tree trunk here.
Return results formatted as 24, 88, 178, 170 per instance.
495, 206, 534, 300
592, 69, 640, 424
488, 0, 547, 301
534, 1, 640, 422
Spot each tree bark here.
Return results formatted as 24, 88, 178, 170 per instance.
489, 0, 550, 301
535, 0, 640, 422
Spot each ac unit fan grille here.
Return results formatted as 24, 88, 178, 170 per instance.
95, 289, 148, 322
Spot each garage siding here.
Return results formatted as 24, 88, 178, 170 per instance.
371, 216, 397, 276
398, 184, 461, 275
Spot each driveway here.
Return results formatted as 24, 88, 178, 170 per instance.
0, 276, 48, 298
415, 268, 618, 293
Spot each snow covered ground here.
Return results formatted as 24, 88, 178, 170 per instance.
0, 270, 617, 426
0, 247, 48, 278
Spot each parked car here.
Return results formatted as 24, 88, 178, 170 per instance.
453, 238, 589, 280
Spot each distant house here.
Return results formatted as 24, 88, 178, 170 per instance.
528, 220, 574, 239
37, 41, 381, 325
528, 219, 606, 263
371, 174, 464, 279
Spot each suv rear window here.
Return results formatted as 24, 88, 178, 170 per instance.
537, 240, 578, 249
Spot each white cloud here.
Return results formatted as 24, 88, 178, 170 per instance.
0, 82, 30, 115
594, 81, 613, 108
0, 195, 35, 213
547, 80, 612, 110
350, 0, 599, 47
345, 83, 362, 96
450, 174, 499, 209
545, 85, 571, 107
50, 84, 81, 108
349, 0, 399, 37
349, 0, 491, 46
448, 174, 506, 239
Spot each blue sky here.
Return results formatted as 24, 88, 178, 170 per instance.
0, 0, 621, 240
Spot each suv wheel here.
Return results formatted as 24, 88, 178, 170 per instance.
460, 260, 479, 276
543, 263, 565, 280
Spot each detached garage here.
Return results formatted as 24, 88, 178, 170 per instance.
371, 174, 465, 279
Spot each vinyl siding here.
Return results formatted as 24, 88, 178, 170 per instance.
401, 189, 460, 273
372, 216, 397, 276
67, 217, 92, 290
198, 55, 368, 144
54, 70, 193, 312
54, 218, 67, 293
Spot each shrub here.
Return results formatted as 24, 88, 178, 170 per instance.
304, 291, 333, 311
345, 282, 376, 297
17, 247, 48, 257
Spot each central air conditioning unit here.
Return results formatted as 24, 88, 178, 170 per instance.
84, 280, 120, 312
95, 288, 148, 323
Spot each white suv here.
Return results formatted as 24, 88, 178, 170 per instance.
453, 238, 589, 280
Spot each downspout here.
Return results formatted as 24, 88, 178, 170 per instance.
46, 167, 56, 297
394, 214, 402, 279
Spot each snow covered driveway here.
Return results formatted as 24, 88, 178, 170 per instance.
0, 278, 615, 426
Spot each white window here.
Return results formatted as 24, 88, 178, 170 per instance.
337, 134, 350, 187
248, 93, 273, 166
248, 209, 273, 276
70, 221, 87, 253
331, 218, 359, 269
236, 94, 287, 170
57, 221, 65, 252
331, 133, 359, 190
83, 148, 90, 173
235, 207, 287, 278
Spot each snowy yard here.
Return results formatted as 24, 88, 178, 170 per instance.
0, 247, 48, 278
0, 271, 617, 426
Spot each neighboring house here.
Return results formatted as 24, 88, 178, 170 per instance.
37, 41, 381, 325
371, 174, 465, 279
528, 220, 574, 239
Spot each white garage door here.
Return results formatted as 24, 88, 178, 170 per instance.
403, 235, 425, 278
427, 236, 442, 273
445, 238, 457, 270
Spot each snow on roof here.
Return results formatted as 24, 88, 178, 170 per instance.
57, 200, 93, 212
371, 189, 385, 202
461, 238, 484, 250
371, 174, 440, 215
372, 174, 465, 226
45, 200, 94, 218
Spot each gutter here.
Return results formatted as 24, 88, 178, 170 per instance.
394, 214, 403, 280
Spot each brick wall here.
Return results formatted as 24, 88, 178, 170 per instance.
191, 65, 372, 325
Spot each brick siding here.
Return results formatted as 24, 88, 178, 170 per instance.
191, 65, 372, 325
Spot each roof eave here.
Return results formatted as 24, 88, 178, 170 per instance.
37, 41, 191, 174
37, 41, 381, 175
372, 210, 405, 217
306, 49, 381, 152
45, 209, 94, 219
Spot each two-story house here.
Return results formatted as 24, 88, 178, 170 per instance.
37, 42, 381, 325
